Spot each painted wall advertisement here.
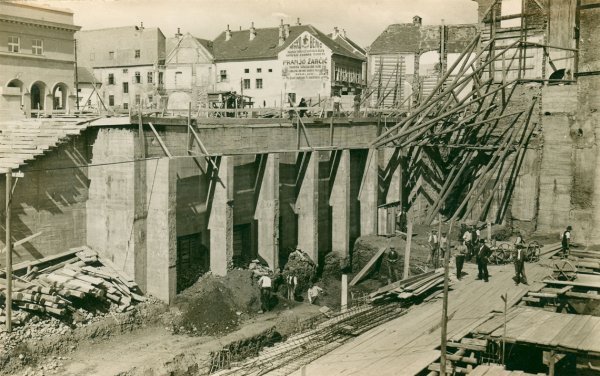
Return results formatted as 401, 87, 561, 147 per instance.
281, 32, 330, 81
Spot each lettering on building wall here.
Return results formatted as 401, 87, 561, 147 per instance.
281, 32, 330, 81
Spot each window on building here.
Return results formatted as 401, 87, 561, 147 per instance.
123, 102, 129, 110
90, 52, 95, 61
135, 49, 141, 58
135, 94, 141, 104
175, 71, 182, 85
257, 68, 262, 73
123, 82, 129, 93
108, 73, 115, 85
220, 70, 227, 82
108, 95, 115, 106
243, 79, 251, 89
134, 72, 141, 83
158, 59, 165, 66
109, 51, 114, 60
123, 68, 128, 73
244, 68, 249, 73
147, 72, 153, 83
8, 36, 19, 53
148, 95, 153, 103
32, 39, 43, 55
255, 78, 263, 89
158, 72, 164, 84
268, 68, 273, 72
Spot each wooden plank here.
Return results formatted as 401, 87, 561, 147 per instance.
566, 291, 600, 300
349, 246, 387, 286
147, 122, 173, 158
542, 279, 600, 289
549, 314, 583, 347
559, 315, 595, 350
576, 318, 600, 352
0, 248, 80, 277
369, 270, 436, 298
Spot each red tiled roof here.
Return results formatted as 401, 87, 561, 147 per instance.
212, 24, 364, 62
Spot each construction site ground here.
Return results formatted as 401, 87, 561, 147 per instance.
1, 234, 430, 376
290, 244, 560, 375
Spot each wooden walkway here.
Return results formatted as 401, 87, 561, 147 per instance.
474, 306, 600, 356
292, 250, 557, 376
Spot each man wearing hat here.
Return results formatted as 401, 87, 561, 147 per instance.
386, 246, 400, 284
476, 239, 492, 282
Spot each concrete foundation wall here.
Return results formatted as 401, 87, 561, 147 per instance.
0, 135, 89, 267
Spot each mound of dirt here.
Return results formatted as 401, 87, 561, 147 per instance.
171, 269, 261, 336
351, 235, 430, 284
282, 251, 317, 295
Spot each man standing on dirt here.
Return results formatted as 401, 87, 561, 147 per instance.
427, 230, 439, 266
386, 246, 399, 284
308, 283, 324, 305
286, 271, 297, 301
258, 275, 272, 313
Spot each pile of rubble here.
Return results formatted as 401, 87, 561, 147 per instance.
0, 246, 145, 329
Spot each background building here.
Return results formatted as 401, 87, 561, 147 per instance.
212, 20, 366, 108
76, 24, 166, 112
165, 30, 215, 112
0, 1, 80, 118
368, 16, 476, 109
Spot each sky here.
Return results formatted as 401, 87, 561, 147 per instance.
23, 0, 478, 47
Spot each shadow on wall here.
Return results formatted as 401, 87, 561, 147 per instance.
0, 131, 94, 264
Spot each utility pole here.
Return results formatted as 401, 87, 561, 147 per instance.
5, 168, 12, 332
501, 292, 508, 366
439, 219, 454, 376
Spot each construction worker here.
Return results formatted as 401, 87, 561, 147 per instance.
476, 239, 491, 282
462, 227, 473, 261
257, 274, 272, 313
307, 283, 324, 305
561, 226, 572, 257
514, 231, 525, 253
353, 92, 361, 117
513, 242, 528, 285
298, 98, 307, 118
386, 246, 399, 284
427, 230, 439, 266
286, 271, 298, 301
455, 241, 467, 279
439, 232, 448, 260
332, 92, 341, 117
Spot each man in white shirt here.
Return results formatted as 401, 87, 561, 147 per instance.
258, 275, 272, 312
463, 229, 473, 260
308, 284, 324, 305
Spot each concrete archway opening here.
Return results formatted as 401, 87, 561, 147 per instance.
31, 81, 46, 111
6, 79, 24, 107
52, 82, 69, 111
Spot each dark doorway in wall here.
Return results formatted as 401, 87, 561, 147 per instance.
176, 233, 207, 292
233, 223, 252, 267
31, 82, 45, 111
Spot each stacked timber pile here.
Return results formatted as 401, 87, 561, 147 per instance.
428, 337, 487, 375
0, 246, 144, 328
369, 269, 447, 304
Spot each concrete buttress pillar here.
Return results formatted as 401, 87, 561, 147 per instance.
359, 148, 379, 235
255, 153, 280, 270
145, 158, 177, 303
330, 149, 351, 262
296, 152, 319, 264
209, 156, 234, 276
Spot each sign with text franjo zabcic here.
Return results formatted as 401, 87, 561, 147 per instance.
281, 32, 330, 81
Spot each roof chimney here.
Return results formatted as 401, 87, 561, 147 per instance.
342, 28, 347, 38
278, 19, 285, 46
284, 23, 290, 38
249, 22, 257, 41
225, 24, 231, 41
175, 27, 182, 37
296, 17, 301, 26
413, 15, 422, 26
140, 22, 144, 30
333, 26, 339, 38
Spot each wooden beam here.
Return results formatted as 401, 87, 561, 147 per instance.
349, 246, 386, 286
147, 122, 173, 159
